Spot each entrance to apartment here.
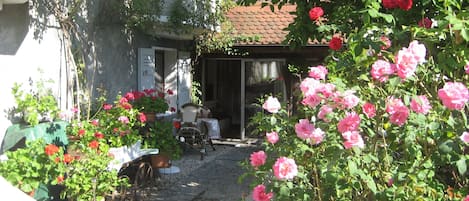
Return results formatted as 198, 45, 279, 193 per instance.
203, 59, 286, 140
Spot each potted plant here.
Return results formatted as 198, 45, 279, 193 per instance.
11, 79, 59, 126
142, 121, 182, 168
126, 89, 169, 123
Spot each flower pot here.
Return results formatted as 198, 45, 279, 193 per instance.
150, 153, 171, 168
144, 112, 156, 123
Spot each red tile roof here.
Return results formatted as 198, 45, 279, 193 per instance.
225, 4, 327, 46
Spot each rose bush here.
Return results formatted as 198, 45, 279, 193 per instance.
240, 0, 469, 200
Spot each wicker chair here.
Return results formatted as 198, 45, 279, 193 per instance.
176, 103, 207, 160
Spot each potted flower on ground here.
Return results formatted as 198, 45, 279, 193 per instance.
142, 121, 182, 169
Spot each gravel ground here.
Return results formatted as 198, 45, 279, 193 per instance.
143, 143, 258, 201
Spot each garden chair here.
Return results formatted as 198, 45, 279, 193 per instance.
176, 103, 208, 160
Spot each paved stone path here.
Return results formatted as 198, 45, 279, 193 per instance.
146, 144, 256, 201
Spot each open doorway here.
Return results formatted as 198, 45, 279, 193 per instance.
203, 60, 241, 139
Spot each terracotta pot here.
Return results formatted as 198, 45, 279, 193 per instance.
150, 154, 171, 168
144, 112, 156, 123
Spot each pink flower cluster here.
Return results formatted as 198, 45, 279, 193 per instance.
295, 119, 324, 144
386, 97, 410, 126
410, 95, 432, 114
266, 131, 279, 144
370, 40, 427, 82
337, 112, 365, 149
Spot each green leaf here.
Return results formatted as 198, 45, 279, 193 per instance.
279, 184, 290, 196
270, 116, 277, 125
438, 140, 455, 153
456, 158, 467, 176
348, 160, 358, 175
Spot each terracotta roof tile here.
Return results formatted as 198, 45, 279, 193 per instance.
226, 4, 323, 46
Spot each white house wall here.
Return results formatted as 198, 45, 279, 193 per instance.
0, 3, 69, 143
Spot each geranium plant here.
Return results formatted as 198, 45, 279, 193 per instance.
240, 0, 469, 200
126, 89, 170, 114
67, 93, 146, 149
0, 139, 66, 194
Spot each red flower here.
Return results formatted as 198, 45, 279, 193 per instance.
57, 175, 64, 184
54, 157, 60, 163
143, 89, 156, 95
120, 102, 132, 110
329, 37, 343, 51
124, 92, 135, 101
173, 121, 181, 129
158, 92, 165, 98
78, 129, 86, 137
63, 154, 74, 164
94, 132, 104, 139
382, 0, 398, 9
398, 0, 412, 11
138, 112, 147, 123
418, 17, 432, 29
308, 7, 324, 21
170, 107, 176, 112
45, 144, 60, 156
103, 103, 112, 110
167, 89, 174, 95
89, 140, 99, 149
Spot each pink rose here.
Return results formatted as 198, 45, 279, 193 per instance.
460, 132, 469, 144
318, 104, 333, 122
300, 78, 321, 96
252, 184, 274, 201
308, 65, 328, 80
410, 95, 432, 114
342, 131, 365, 149
371, 60, 395, 82
362, 102, 376, 118
91, 119, 99, 126
263, 96, 281, 113
308, 7, 324, 21
316, 83, 336, 98
310, 128, 325, 145
266, 131, 279, 144
465, 63, 469, 74
395, 48, 418, 79
295, 119, 315, 140
250, 151, 267, 168
341, 90, 360, 109
389, 105, 409, 126
301, 94, 322, 108
386, 97, 405, 114
438, 82, 469, 110
118, 116, 129, 124
103, 103, 113, 110
337, 112, 361, 133
408, 40, 427, 64
273, 157, 298, 180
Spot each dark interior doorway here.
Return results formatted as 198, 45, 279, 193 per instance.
204, 60, 241, 139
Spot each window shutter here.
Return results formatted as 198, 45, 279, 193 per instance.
137, 48, 155, 91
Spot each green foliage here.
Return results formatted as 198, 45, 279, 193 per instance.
12, 76, 59, 126
119, 0, 163, 30
143, 121, 182, 160
0, 139, 66, 193
240, 0, 469, 200
60, 150, 128, 201
191, 80, 203, 105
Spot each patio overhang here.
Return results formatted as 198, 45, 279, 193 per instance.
0, 0, 28, 10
